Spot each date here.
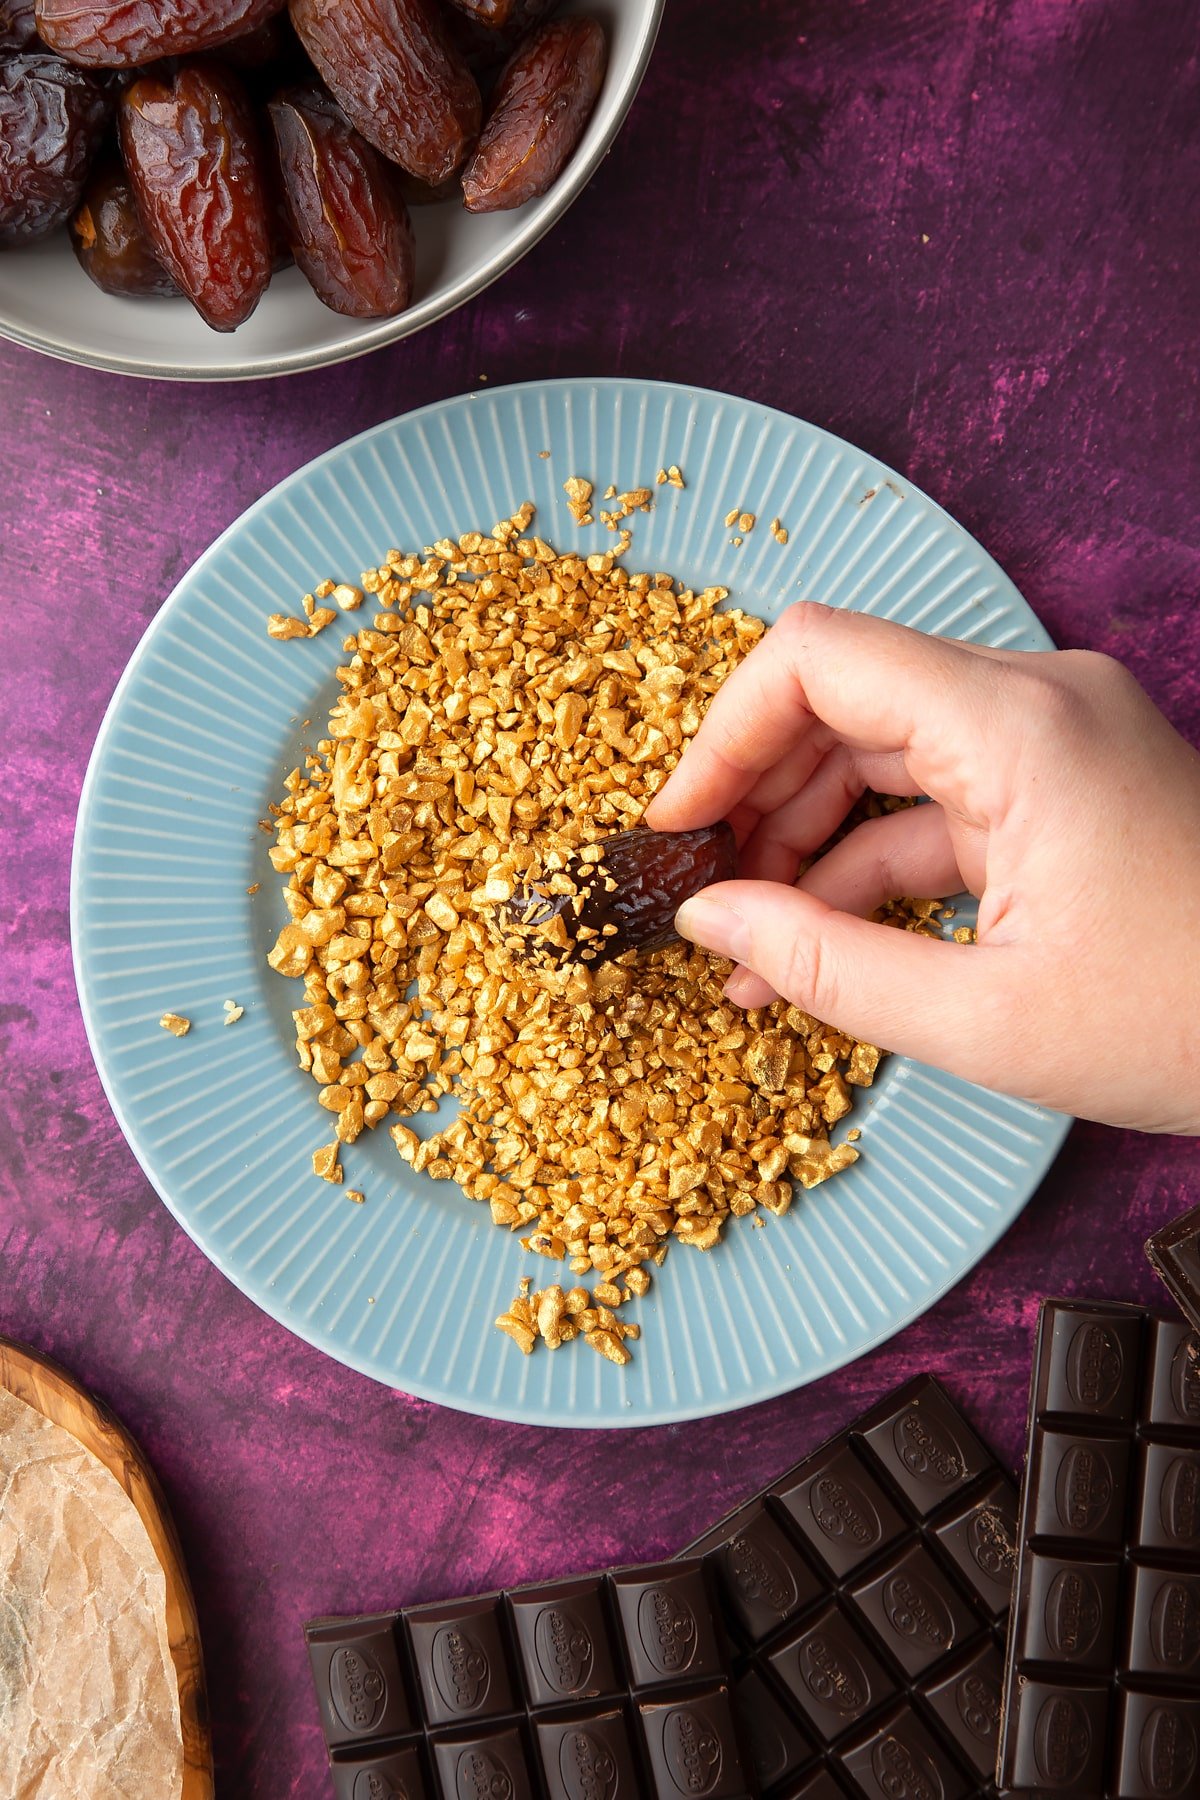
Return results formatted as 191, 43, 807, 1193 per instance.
444, 0, 562, 85
118, 62, 272, 330
462, 15, 605, 212
288, 0, 480, 186
0, 0, 37, 50
506, 824, 737, 963
70, 157, 178, 294
0, 53, 108, 245
268, 89, 414, 318
34, 0, 285, 69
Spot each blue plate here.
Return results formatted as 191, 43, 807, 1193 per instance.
71, 379, 1069, 1427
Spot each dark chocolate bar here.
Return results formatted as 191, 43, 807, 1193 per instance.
1146, 1205, 1200, 1336
998, 1298, 1200, 1797
682, 1375, 1017, 1799
306, 1559, 754, 1800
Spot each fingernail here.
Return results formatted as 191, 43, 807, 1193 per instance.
675, 896, 750, 964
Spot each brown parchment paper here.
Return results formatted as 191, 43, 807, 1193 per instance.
0, 1387, 183, 1800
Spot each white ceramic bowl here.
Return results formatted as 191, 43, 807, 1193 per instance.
0, 0, 663, 380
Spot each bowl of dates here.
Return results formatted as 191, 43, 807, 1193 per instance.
0, 0, 664, 378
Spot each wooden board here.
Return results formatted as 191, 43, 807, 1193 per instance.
0, 1335, 214, 1800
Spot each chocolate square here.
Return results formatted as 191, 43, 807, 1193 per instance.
1136, 1440, 1200, 1560
918, 1639, 1004, 1782
332, 1743, 430, 1800
431, 1725, 536, 1800
1143, 1319, 1200, 1431
732, 1669, 814, 1792
406, 1598, 516, 1726
637, 1684, 748, 1800
1016, 1553, 1119, 1673
1124, 1564, 1200, 1679
610, 1563, 725, 1690
840, 1703, 972, 1800
1147, 1205, 1200, 1335
766, 1603, 894, 1743
534, 1707, 642, 1800
771, 1446, 905, 1579
1113, 1689, 1200, 1799
1003, 1679, 1109, 1792
703, 1505, 822, 1644
1038, 1302, 1143, 1424
1029, 1429, 1130, 1548
860, 1384, 990, 1516
932, 1473, 1018, 1618
507, 1578, 621, 1707
307, 1614, 414, 1748
847, 1541, 979, 1680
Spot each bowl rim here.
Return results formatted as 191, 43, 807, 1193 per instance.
0, 0, 666, 383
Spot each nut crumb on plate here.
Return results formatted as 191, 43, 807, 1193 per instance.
264, 502, 932, 1364
159, 1012, 190, 1037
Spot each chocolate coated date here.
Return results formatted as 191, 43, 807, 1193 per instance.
70, 157, 178, 294
269, 88, 414, 317
0, 53, 108, 244
288, 0, 480, 186
462, 15, 605, 212
34, 0, 285, 69
508, 824, 737, 962
118, 63, 272, 330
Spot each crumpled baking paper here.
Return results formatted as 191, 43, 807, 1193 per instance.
0, 1386, 183, 1800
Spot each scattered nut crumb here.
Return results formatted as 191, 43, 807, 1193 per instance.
222, 1000, 244, 1026
312, 1143, 343, 1184
953, 925, 977, 944
346, 1189, 366, 1205
563, 476, 594, 527
267, 614, 309, 641
738, 512, 756, 533
159, 1012, 190, 1037
724, 507, 739, 528
333, 584, 363, 611
769, 518, 789, 545
246, 882, 260, 895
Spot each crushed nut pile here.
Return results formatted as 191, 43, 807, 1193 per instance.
264, 503, 930, 1366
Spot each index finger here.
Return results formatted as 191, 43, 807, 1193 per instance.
644, 601, 999, 831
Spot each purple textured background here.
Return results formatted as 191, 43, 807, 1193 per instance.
2, 1, 1200, 1794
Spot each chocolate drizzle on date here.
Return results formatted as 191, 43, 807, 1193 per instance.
506, 824, 737, 964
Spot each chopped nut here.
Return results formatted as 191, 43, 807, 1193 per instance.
587, 1328, 631, 1367
158, 1012, 190, 1037
495, 1312, 536, 1354
346, 1189, 366, 1205
222, 1000, 244, 1026
312, 1143, 343, 1184
724, 508, 739, 528
333, 583, 363, 611
267, 614, 309, 640
266, 506, 928, 1366
769, 518, 789, 545
738, 512, 756, 533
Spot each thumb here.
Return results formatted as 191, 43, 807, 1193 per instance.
675, 880, 1021, 1089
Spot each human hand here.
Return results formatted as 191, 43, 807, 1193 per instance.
643, 602, 1200, 1133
